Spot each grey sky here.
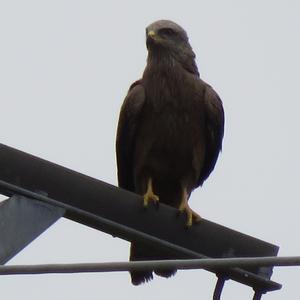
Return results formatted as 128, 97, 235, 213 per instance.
0, 1, 299, 299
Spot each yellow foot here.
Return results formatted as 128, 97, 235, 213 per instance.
178, 189, 202, 227
143, 178, 159, 207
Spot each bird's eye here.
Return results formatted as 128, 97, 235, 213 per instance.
159, 28, 176, 37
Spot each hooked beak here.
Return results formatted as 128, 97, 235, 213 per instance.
146, 29, 159, 49
147, 30, 156, 39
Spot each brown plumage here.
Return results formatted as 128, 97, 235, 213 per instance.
116, 20, 224, 285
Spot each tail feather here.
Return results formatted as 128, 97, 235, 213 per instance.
154, 269, 176, 278
130, 242, 177, 285
131, 269, 153, 286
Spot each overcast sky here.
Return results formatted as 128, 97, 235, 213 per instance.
1, 1, 300, 299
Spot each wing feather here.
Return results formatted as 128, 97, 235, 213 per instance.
198, 82, 225, 185
116, 80, 145, 191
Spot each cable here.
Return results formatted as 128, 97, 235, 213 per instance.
0, 256, 300, 276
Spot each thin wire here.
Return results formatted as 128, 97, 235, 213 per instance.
1, 256, 300, 276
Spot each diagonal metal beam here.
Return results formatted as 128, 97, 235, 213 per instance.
0, 195, 65, 264
0, 143, 281, 294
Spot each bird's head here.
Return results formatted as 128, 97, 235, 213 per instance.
146, 20, 188, 50
145, 20, 199, 76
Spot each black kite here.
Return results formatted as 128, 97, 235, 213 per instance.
116, 20, 224, 285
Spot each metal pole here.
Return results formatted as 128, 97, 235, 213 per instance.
253, 291, 263, 300
0, 256, 300, 275
213, 276, 227, 300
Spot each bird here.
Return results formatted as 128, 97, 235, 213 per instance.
116, 20, 224, 285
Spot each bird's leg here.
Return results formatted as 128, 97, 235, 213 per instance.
178, 188, 201, 227
143, 178, 159, 207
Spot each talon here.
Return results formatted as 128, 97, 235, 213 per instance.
178, 188, 201, 227
143, 178, 159, 207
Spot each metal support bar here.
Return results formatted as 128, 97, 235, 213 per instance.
213, 276, 227, 300
0, 195, 65, 264
0, 143, 281, 294
253, 291, 263, 300
0, 256, 299, 275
